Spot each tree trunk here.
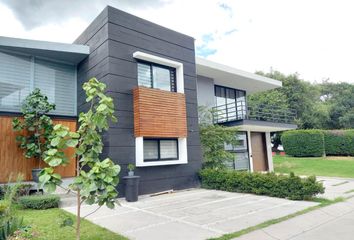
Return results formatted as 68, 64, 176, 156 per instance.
76, 190, 81, 240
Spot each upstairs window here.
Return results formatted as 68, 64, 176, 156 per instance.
138, 61, 176, 92
215, 85, 246, 121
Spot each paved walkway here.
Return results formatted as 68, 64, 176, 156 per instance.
63, 189, 317, 240
317, 176, 354, 200
235, 196, 354, 240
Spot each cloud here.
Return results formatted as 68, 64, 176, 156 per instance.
0, 0, 353, 83
0, 0, 169, 30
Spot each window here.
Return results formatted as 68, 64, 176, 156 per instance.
143, 139, 178, 161
215, 85, 246, 121
224, 132, 250, 171
0, 50, 76, 116
0, 51, 31, 111
138, 61, 176, 92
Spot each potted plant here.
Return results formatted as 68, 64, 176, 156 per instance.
127, 164, 135, 176
12, 89, 55, 182
123, 163, 140, 202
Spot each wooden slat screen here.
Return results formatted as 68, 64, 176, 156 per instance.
133, 87, 187, 138
0, 116, 77, 183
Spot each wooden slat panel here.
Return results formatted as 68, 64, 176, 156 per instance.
0, 116, 77, 183
133, 87, 187, 138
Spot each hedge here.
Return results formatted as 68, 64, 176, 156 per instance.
324, 130, 354, 156
199, 169, 324, 200
18, 194, 60, 210
281, 130, 325, 157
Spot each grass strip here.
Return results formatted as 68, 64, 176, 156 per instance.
208, 197, 345, 240
332, 181, 349, 186
344, 189, 354, 194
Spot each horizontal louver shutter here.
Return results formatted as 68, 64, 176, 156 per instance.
34, 59, 76, 116
138, 63, 152, 87
0, 51, 31, 112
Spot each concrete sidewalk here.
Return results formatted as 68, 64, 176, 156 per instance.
317, 176, 354, 200
62, 189, 317, 240
235, 196, 354, 240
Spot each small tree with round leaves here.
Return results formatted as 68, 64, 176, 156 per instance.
12, 88, 55, 171
39, 78, 120, 240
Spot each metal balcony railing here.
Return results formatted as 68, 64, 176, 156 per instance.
213, 101, 296, 124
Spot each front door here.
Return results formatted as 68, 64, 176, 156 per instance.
251, 132, 268, 171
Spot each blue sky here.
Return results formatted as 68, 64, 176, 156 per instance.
0, 0, 353, 84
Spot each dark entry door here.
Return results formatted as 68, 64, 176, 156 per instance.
251, 132, 268, 171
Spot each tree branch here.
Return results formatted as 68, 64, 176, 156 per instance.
82, 205, 102, 219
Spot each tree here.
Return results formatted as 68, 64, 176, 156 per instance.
198, 106, 239, 169
319, 81, 354, 129
39, 78, 120, 240
12, 89, 55, 170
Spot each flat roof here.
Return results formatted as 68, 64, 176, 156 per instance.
196, 57, 282, 93
0, 36, 89, 64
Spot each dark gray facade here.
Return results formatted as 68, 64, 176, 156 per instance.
75, 6, 202, 196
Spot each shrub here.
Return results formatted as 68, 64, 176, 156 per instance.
281, 130, 324, 157
0, 200, 10, 216
0, 184, 32, 201
0, 217, 24, 240
324, 130, 354, 156
199, 169, 324, 200
18, 194, 60, 210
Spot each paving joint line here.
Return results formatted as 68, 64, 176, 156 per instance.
205, 201, 295, 227
123, 202, 227, 235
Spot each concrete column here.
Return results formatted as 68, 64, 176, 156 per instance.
247, 130, 254, 172
265, 132, 274, 172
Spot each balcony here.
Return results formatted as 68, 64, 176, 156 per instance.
213, 101, 296, 125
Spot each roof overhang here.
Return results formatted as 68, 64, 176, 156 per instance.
221, 119, 297, 132
196, 57, 282, 93
0, 36, 89, 64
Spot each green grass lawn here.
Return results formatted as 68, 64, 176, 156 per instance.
16, 207, 128, 240
274, 155, 354, 178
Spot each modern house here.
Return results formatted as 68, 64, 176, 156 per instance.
0, 6, 296, 195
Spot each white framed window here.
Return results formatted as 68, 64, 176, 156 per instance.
133, 51, 184, 93
136, 137, 188, 167
137, 61, 177, 92
143, 139, 178, 161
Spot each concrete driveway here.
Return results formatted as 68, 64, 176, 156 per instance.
63, 189, 317, 240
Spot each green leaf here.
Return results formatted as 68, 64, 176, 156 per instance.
96, 104, 107, 112
51, 137, 61, 147
44, 183, 56, 193
53, 124, 62, 130
69, 132, 80, 138
66, 139, 78, 147
106, 201, 115, 209
48, 158, 62, 167
51, 173, 62, 180
47, 148, 58, 156
39, 174, 51, 184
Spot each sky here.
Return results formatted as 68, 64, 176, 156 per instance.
0, 0, 353, 84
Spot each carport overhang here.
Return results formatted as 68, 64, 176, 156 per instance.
0, 36, 89, 64
221, 119, 297, 132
